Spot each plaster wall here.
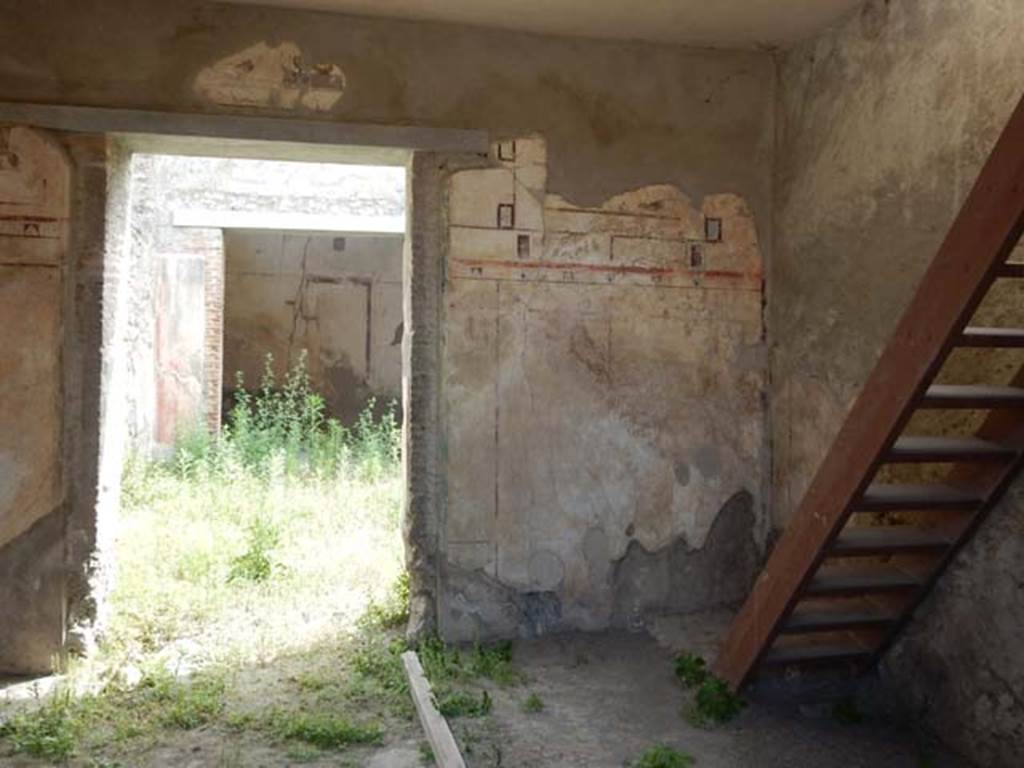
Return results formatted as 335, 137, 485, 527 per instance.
771, 1, 1024, 764
0, 0, 776, 658
439, 138, 767, 639
223, 231, 403, 423
0, 126, 68, 673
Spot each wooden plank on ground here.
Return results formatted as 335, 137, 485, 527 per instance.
401, 650, 467, 768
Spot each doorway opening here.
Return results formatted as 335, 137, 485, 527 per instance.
115, 151, 409, 669
0, 144, 426, 765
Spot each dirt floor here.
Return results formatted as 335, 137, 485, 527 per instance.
453, 617, 969, 768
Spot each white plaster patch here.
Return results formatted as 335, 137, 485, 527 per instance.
194, 41, 346, 111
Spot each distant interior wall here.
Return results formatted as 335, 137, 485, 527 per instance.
223, 231, 403, 423
772, 1, 1024, 764
123, 154, 405, 452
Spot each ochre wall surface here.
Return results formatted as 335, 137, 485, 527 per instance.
0, 126, 68, 673
223, 231, 403, 423
772, 1, 1024, 764
440, 138, 767, 638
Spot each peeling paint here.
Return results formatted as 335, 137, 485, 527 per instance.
194, 41, 346, 111
441, 137, 767, 640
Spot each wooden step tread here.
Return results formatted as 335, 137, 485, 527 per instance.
831, 525, 954, 555
921, 384, 1024, 408
763, 643, 872, 665
857, 483, 982, 511
887, 435, 1016, 461
782, 603, 899, 633
996, 262, 1024, 278
805, 565, 925, 595
958, 327, 1024, 347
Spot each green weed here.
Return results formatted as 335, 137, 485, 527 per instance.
689, 678, 744, 726
0, 691, 79, 761
273, 712, 383, 749
674, 652, 708, 687
435, 690, 492, 719
522, 692, 544, 713
361, 571, 411, 630
228, 516, 280, 583
419, 741, 435, 764
631, 744, 695, 768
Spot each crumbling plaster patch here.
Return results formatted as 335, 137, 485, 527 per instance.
194, 41, 346, 111
439, 137, 767, 640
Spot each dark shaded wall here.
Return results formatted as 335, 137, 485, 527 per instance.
772, 1, 1024, 764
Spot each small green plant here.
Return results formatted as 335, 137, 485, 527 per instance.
273, 712, 383, 749
0, 691, 79, 760
691, 678, 744, 726
284, 743, 323, 763
139, 670, 226, 730
419, 741, 435, 764
674, 652, 708, 687
631, 744, 696, 768
832, 696, 864, 725
228, 516, 280, 583
434, 689, 492, 719
361, 571, 411, 629
467, 641, 517, 685
522, 692, 545, 713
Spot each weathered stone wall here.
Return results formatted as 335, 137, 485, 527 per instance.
439, 138, 767, 639
1, 1, 776, 652
0, 126, 69, 673
772, 1, 1024, 764
223, 231, 403, 424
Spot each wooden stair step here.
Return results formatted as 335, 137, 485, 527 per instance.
958, 327, 1024, 347
857, 483, 982, 511
804, 564, 925, 596
995, 262, 1024, 278
921, 384, 1024, 408
763, 642, 872, 666
830, 525, 954, 555
887, 435, 1016, 462
781, 602, 899, 633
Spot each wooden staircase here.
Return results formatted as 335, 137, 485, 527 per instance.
713, 94, 1024, 690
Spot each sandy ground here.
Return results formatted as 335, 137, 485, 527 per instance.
455, 621, 970, 768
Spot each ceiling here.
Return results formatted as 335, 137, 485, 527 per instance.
220, 0, 866, 49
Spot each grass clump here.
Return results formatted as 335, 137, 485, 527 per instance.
0, 692, 79, 761
435, 690, 492, 719
273, 712, 383, 749
674, 651, 743, 727
673, 652, 708, 687
522, 692, 544, 713
139, 670, 227, 730
690, 678, 744, 726
631, 744, 696, 768
112, 353, 404, 668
